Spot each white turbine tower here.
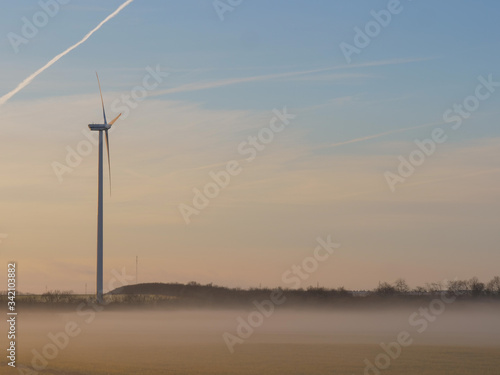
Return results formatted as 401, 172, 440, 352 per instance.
88, 73, 121, 302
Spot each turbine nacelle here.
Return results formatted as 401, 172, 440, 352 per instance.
88, 113, 122, 131
88, 123, 111, 131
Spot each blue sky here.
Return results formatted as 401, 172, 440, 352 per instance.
2, 1, 500, 143
1, 1, 500, 293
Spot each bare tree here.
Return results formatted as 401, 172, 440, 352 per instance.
447, 279, 468, 295
394, 278, 410, 294
374, 282, 397, 296
468, 277, 485, 297
486, 276, 500, 295
426, 282, 442, 294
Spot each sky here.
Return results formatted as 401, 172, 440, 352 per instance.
0, 0, 499, 294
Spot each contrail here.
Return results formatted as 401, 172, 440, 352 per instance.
328, 168, 500, 202
149, 57, 433, 97
403, 168, 500, 189
0, 0, 134, 107
317, 121, 444, 150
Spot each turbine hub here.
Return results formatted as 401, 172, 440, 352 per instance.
88, 124, 110, 131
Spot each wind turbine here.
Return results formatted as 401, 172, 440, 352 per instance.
88, 73, 121, 302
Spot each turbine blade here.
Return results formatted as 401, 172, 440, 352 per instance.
96, 72, 107, 124
109, 113, 122, 126
105, 129, 111, 196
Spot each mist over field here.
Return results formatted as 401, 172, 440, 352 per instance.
15, 304, 500, 347
2, 304, 500, 374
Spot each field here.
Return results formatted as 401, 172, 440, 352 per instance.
2, 307, 500, 374
6, 343, 500, 375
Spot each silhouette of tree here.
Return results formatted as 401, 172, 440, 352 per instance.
468, 277, 485, 297
425, 282, 442, 294
374, 282, 397, 296
486, 276, 500, 295
447, 279, 468, 295
394, 278, 409, 294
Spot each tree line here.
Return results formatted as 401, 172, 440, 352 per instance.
374, 276, 500, 296
2, 276, 500, 307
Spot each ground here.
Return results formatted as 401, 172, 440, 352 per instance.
2, 308, 499, 374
